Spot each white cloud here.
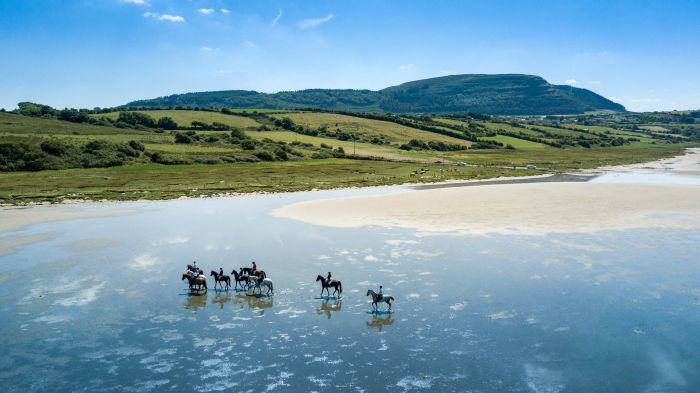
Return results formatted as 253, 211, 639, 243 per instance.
200, 46, 213, 52
587, 80, 601, 85
399, 63, 415, 70
221, 8, 230, 14
244, 40, 256, 48
271, 9, 283, 26
144, 12, 185, 22
298, 13, 334, 29
198, 8, 214, 15
565, 79, 578, 85
123, 0, 149, 5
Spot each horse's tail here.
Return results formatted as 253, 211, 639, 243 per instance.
338, 281, 342, 294
269, 280, 274, 293
203, 280, 208, 289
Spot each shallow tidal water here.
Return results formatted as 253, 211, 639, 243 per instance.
1, 183, 700, 392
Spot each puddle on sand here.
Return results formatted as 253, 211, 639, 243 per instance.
0, 186, 699, 392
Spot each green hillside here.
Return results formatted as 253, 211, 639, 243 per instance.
124, 74, 625, 115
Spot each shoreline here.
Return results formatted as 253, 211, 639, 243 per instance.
0, 148, 698, 236
271, 148, 700, 235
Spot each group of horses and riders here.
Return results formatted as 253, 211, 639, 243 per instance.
183, 264, 394, 311
183, 261, 274, 295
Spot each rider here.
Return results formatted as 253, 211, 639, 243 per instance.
326, 271, 332, 286
191, 261, 198, 272
219, 267, 224, 277
251, 261, 257, 272
377, 285, 383, 301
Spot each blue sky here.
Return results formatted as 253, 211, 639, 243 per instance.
1, 0, 699, 111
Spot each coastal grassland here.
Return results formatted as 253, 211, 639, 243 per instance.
93, 110, 261, 129
0, 160, 528, 203
481, 135, 547, 150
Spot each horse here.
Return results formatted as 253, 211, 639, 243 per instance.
241, 267, 267, 279
187, 264, 203, 275
316, 275, 342, 297
182, 271, 207, 293
231, 269, 252, 290
210, 270, 231, 290
250, 276, 274, 296
367, 289, 393, 311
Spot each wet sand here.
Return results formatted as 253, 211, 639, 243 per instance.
0, 206, 134, 234
272, 149, 700, 235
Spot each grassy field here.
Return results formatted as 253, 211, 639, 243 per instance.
482, 135, 548, 150
0, 160, 530, 203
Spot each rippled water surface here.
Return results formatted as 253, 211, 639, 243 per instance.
1, 184, 700, 392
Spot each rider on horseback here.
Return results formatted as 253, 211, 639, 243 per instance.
219, 267, 224, 277
326, 272, 332, 286
377, 285, 383, 301
252, 261, 257, 272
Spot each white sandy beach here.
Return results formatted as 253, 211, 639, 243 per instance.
272, 149, 700, 235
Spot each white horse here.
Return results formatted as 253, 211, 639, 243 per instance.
251, 277, 274, 296
367, 289, 393, 311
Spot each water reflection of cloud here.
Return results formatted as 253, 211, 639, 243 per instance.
130, 253, 160, 270
151, 236, 189, 246
524, 364, 565, 393
54, 281, 106, 306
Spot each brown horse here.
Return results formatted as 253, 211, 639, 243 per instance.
241, 267, 266, 280
210, 270, 231, 290
182, 272, 207, 292
316, 275, 342, 297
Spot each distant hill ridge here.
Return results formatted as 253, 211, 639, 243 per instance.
125, 74, 625, 115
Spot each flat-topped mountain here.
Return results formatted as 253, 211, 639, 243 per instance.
125, 74, 625, 115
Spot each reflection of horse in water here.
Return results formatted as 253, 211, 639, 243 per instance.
316, 299, 342, 319
233, 293, 273, 311
367, 289, 393, 311
366, 314, 394, 331
183, 292, 208, 311
182, 272, 207, 293
316, 275, 342, 297
212, 292, 231, 309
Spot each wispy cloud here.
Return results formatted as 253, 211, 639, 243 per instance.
271, 9, 283, 26
221, 8, 230, 14
144, 12, 185, 22
565, 79, 578, 85
244, 40, 256, 48
200, 46, 213, 52
198, 8, 214, 15
398, 63, 415, 70
123, 0, 149, 5
587, 80, 601, 85
297, 13, 334, 29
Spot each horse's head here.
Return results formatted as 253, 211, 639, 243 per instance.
210, 270, 216, 276
316, 275, 323, 281
366, 289, 371, 296
182, 273, 188, 281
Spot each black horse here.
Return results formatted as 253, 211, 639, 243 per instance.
210, 270, 231, 290
316, 274, 342, 297
231, 269, 252, 290
182, 271, 207, 293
